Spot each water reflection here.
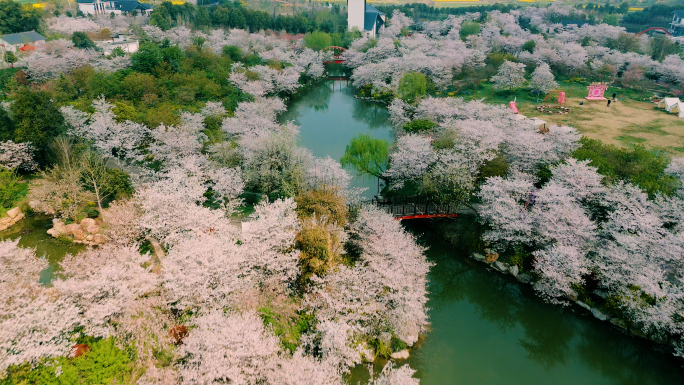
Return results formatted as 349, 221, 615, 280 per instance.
399, 219, 684, 385
279, 80, 394, 199
285, 81, 335, 116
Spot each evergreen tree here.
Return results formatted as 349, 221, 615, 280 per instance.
10, 89, 67, 166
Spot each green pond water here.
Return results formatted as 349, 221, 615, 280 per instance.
285, 80, 684, 384
279, 79, 394, 199
0, 215, 83, 285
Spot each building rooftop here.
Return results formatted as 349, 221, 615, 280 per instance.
115, 0, 152, 12
0, 31, 46, 45
673, 10, 684, 18
364, 4, 385, 32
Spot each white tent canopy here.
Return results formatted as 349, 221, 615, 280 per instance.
674, 101, 684, 118
658, 97, 680, 110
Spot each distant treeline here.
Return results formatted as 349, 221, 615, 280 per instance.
150, 0, 347, 34
373, 3, 518, 22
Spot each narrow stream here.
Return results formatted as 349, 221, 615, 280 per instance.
286, 79, 684, 384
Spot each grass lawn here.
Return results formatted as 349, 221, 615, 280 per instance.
451, 80, 684, 156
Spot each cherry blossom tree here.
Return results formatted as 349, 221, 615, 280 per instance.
63, 97, 150, 161
491, 60, 526, 91
370, 363, 420, 385
0, 140, 37, 171
0, 240, 80, 371
529, 62, 558, 99
242, 198, 301, 283
53, 244, 159, 338
308, 207, 432, 361
384, 134, 437, 187
222, 98, 286, 139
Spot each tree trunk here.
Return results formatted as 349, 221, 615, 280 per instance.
93, 180, 105, 222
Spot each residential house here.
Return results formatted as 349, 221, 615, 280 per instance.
671, 10, 684, 37
0, 31, 46, 54
76, 0, 153, 16
348, 0, 385, 38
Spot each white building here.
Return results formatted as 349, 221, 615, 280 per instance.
98, 35, 140, 56
671, 10, 684, 37
76, 0, 152, 16
348, 0, 385, 38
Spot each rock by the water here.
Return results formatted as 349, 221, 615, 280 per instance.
517, 274, 533, 284
472, 253, 486, 262
591, 308, 609, 321
566, 289, 578, 302
65, 223, 86, 241
610, 318, 627, 330
93, 234, 106, 244
390, 350, 409, 360
0, 207, 24, 231
47, 218, 105, 245
6, 207, 21, 219
493, 261, 508, 272
508, 265, 519, 277
53, 219, 67, 234
576, 301, 592, 311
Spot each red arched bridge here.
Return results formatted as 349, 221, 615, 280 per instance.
636, 27, 671, 36
323, 46, 346, 64
354, 195, 460, 220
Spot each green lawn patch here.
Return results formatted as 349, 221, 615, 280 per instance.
616, 135, 647, 146
0, 337, 135, 385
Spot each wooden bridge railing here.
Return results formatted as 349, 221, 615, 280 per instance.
351, 195, 460, 220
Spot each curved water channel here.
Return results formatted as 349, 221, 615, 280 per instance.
284, 79, 684, 384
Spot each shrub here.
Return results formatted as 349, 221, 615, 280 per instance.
295, 189, 346, 226
398, 72, 428, 103
432, 129, 458, 150
85, 208, 100, 218
390, 336, 407, 352
259, 304, 315, 353
222, 45, 243, 61
477, 154, 509, 181
369, 337, 393, 359
522, 40, 536, 54
460, 21, 480, 39
295, 219, 334, 282
0, 169, 26, 217
1, 337, 133, 385
403, 119, 437, 133
71, 32, 97, 50
572, 138, 679, 197
303, 31, 332, 51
